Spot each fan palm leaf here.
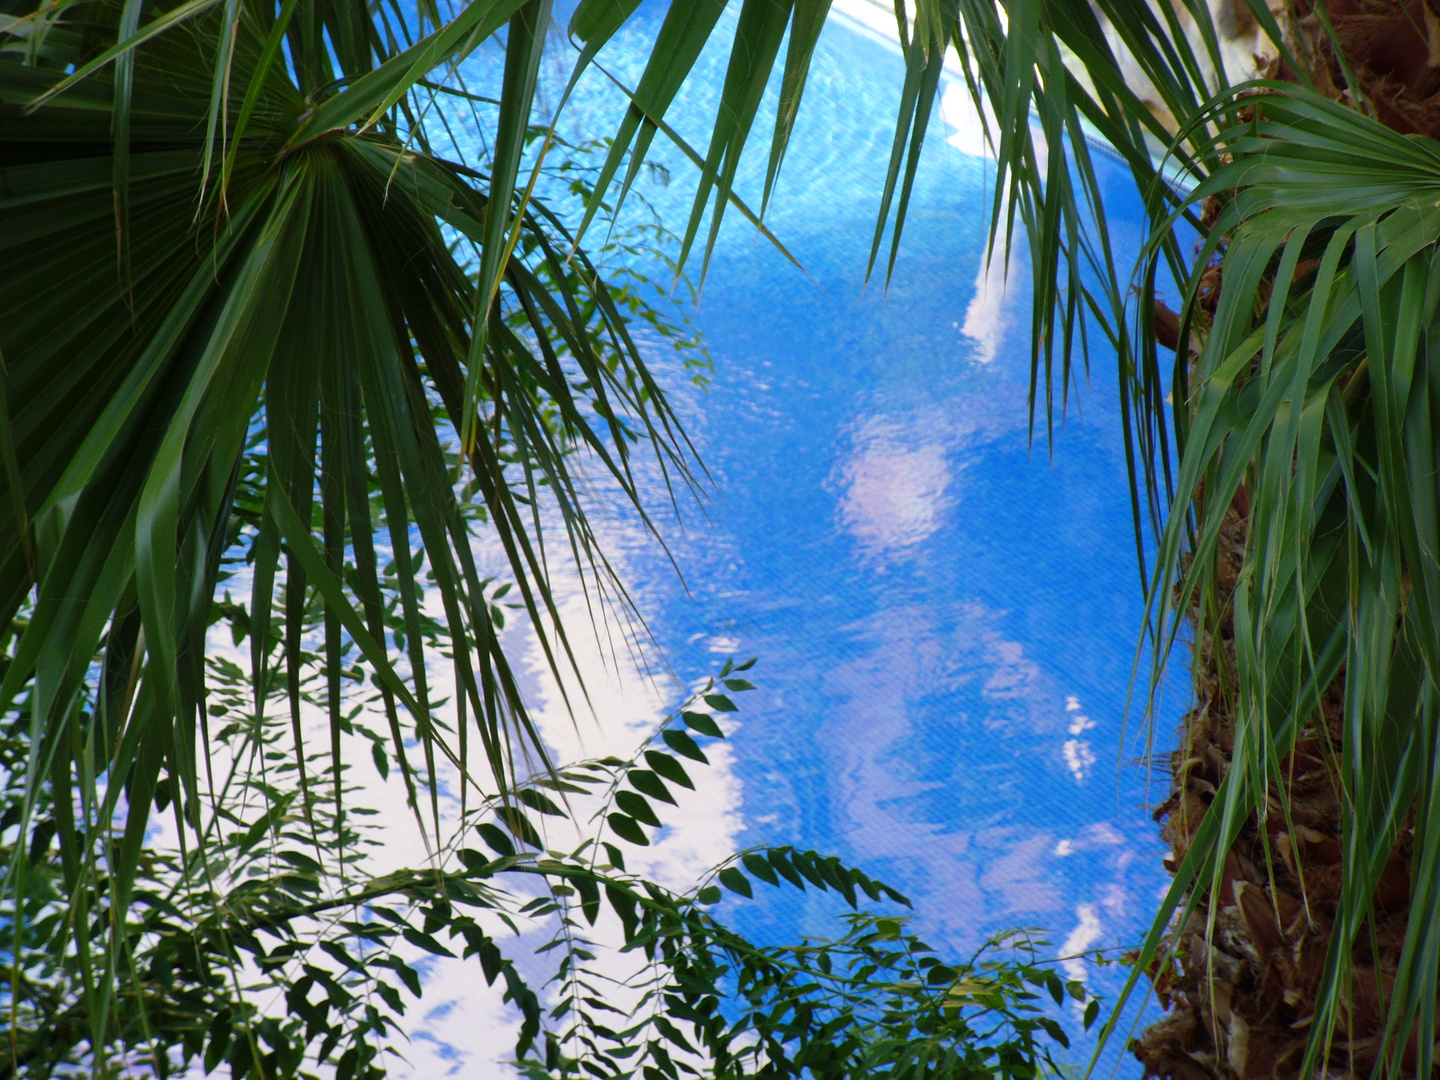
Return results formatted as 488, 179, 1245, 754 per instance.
0, 0, 706, 1016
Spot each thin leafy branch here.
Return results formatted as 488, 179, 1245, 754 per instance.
2, 636, 1087, 1079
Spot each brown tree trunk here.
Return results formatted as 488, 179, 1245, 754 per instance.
1132, 494, 1417, 1078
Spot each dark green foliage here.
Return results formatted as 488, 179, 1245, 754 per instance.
0, 0, 703, 910
2, 1, 708, 1060
22, 0, 1425, 1065
1, 653, 1080, 1078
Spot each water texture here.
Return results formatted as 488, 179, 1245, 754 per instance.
435, 6, 1184, 1072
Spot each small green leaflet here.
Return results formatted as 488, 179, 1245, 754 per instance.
741, 852, 779, 886
402, 926, 457, 958
661, 728, 708, 762
615, 789, 661, 827
627, 768, 675, 804
608, 813, 649, 846
643, 750, 694, 789
717, 866, 752, 897
681, 711, 724, 737
476, 822, 515, 857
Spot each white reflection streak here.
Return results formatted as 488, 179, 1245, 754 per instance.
958, 221, 1013, 366
1060, 903, 1103, 985
1063, 738, 1097, 781
938, 82, 1035, 368
1062, 695, 1097, 781
940, 80, 997, 161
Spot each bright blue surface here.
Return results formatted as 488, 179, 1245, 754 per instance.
455, 7, 1181, 1071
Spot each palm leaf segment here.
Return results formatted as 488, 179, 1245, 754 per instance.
0, 0, 700, 947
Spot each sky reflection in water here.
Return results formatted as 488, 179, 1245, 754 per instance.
412, 5, 1186, 1072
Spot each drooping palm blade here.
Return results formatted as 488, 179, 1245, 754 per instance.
1077, 87, 1440, 1074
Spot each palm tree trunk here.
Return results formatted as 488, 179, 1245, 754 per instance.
1135, 492, 1419, 1078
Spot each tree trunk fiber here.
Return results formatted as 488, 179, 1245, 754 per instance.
1133, 499, 1417, 1078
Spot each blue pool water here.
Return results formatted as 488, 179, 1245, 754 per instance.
440, 5, 1183, 1072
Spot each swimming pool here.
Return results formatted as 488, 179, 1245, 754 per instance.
408, 3, 1180, 1073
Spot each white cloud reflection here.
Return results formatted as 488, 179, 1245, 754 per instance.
939, 79, 998, 161
808, 597, 1073, 943
1062, 695, 1098, 781
836, 417, 954, 555
1060, 903, 1103, 984
1063, 738, 1098, 782
382, 572, 747, 1075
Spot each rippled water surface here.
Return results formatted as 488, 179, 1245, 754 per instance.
434, 5, 1184, 1072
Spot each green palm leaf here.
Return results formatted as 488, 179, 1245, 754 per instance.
1075, 85, 1440, 1076
1, 0, 702, 1036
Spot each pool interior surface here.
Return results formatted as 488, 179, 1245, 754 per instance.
429, 5, 1187, 1073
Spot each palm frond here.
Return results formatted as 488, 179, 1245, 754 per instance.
1098, 87, 1440, 1077
1, 0, 702, 1025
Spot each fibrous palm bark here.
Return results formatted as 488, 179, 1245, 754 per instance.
1138, 510, 1422, 1079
